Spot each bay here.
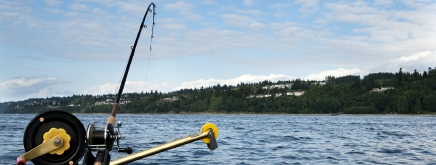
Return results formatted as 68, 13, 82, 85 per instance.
1, 114, 436, 164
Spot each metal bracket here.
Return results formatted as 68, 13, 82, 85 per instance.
206, 129, 218, 150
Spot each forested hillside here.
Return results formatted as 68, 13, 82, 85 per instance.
2, 68, 436, 114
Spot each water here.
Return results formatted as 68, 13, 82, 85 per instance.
1, 114, 436, 165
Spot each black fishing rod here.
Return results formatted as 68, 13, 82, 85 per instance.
82, 2, 156, 165
108, 2, 156, 126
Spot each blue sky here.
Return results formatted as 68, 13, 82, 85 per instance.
1, 0, 436, 102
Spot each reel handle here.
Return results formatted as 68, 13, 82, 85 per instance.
118, 147, 133, 154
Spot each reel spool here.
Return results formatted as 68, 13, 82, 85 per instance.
23, 110, 86, 165
86, 121, 132, 153
86, 123, 114, 150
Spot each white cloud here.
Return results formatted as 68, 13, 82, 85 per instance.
401, 0, 434, 8
0, 77, 61, 91
117, 1, 152, 16
0, 77, 64, 102
384, 50, 436, 72
304, 68, 366, 81
374, 0, 393, 6
221, 14, 264, 29
44, 0, 61, 7
270, 3, 292, 8
165, 1, 192, 12
155, 29, 274, 58
396, 51, 434, 62
160, 23, 187, 31
165, 1, 203, 21
324, 0, 436, 45
295, 0, 319, 14
0, 1, 32, 25
84, 83, 118, 95
203, 0, 216, 5
237, 9, 264, 16
69, 3, 88, 11
243, 0, 254, 6
177, 74, 293, 89
272, 22, 319, 40
317, 0, 436, 68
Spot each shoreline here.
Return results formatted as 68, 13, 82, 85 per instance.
6, 112, 436, 116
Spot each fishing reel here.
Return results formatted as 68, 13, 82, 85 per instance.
15, 111, 132, 165
17, 111, 86, 165
81, 120, 132, 165
85, 121, 132, 153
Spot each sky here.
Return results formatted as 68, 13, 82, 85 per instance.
1, 0, 436, 102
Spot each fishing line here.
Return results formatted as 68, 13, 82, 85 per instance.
142, 47, 152, 92
142, 9, 155, 92
113, 7, 155, 97
209, 150, 214, 164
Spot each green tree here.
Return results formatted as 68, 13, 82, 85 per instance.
423, 92, 436, 112
397, 96, 409, 114
396, 68, 403, 87
414, 98, 422, 113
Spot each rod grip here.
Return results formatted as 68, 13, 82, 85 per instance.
16, 156, 26, 165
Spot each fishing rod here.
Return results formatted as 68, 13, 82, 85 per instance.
81, 2, 156, 164
16, 2, 218, 165
107, 2, 156, 128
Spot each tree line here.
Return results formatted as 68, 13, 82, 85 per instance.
2, 67, 436, 114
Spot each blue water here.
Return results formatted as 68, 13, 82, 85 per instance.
1, 114, 436, 165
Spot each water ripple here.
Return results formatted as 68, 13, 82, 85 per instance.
2, 114, 436, 164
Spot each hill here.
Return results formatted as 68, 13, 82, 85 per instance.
1, 68, 436, 114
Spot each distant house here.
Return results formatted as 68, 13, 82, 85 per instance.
246, 91, 305, 99
256, 95, 265, 98
246, 94, 269, 98
94, 101, 106, 105
262, 84, 292, 90
287, 91, 305, 96
311, 81, 326, 86
371, 86, 395, 92
162, 96, 179, 102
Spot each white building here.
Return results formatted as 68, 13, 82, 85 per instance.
262, 84, 293, 90
371, 86, 395, 92
287, 91, 305, 96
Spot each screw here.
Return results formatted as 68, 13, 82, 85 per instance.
39, 117, 44, 122
69, 161, 74, 165
54, 138, 61, 146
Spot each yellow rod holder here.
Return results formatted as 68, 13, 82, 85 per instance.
110, 128, 217, 165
